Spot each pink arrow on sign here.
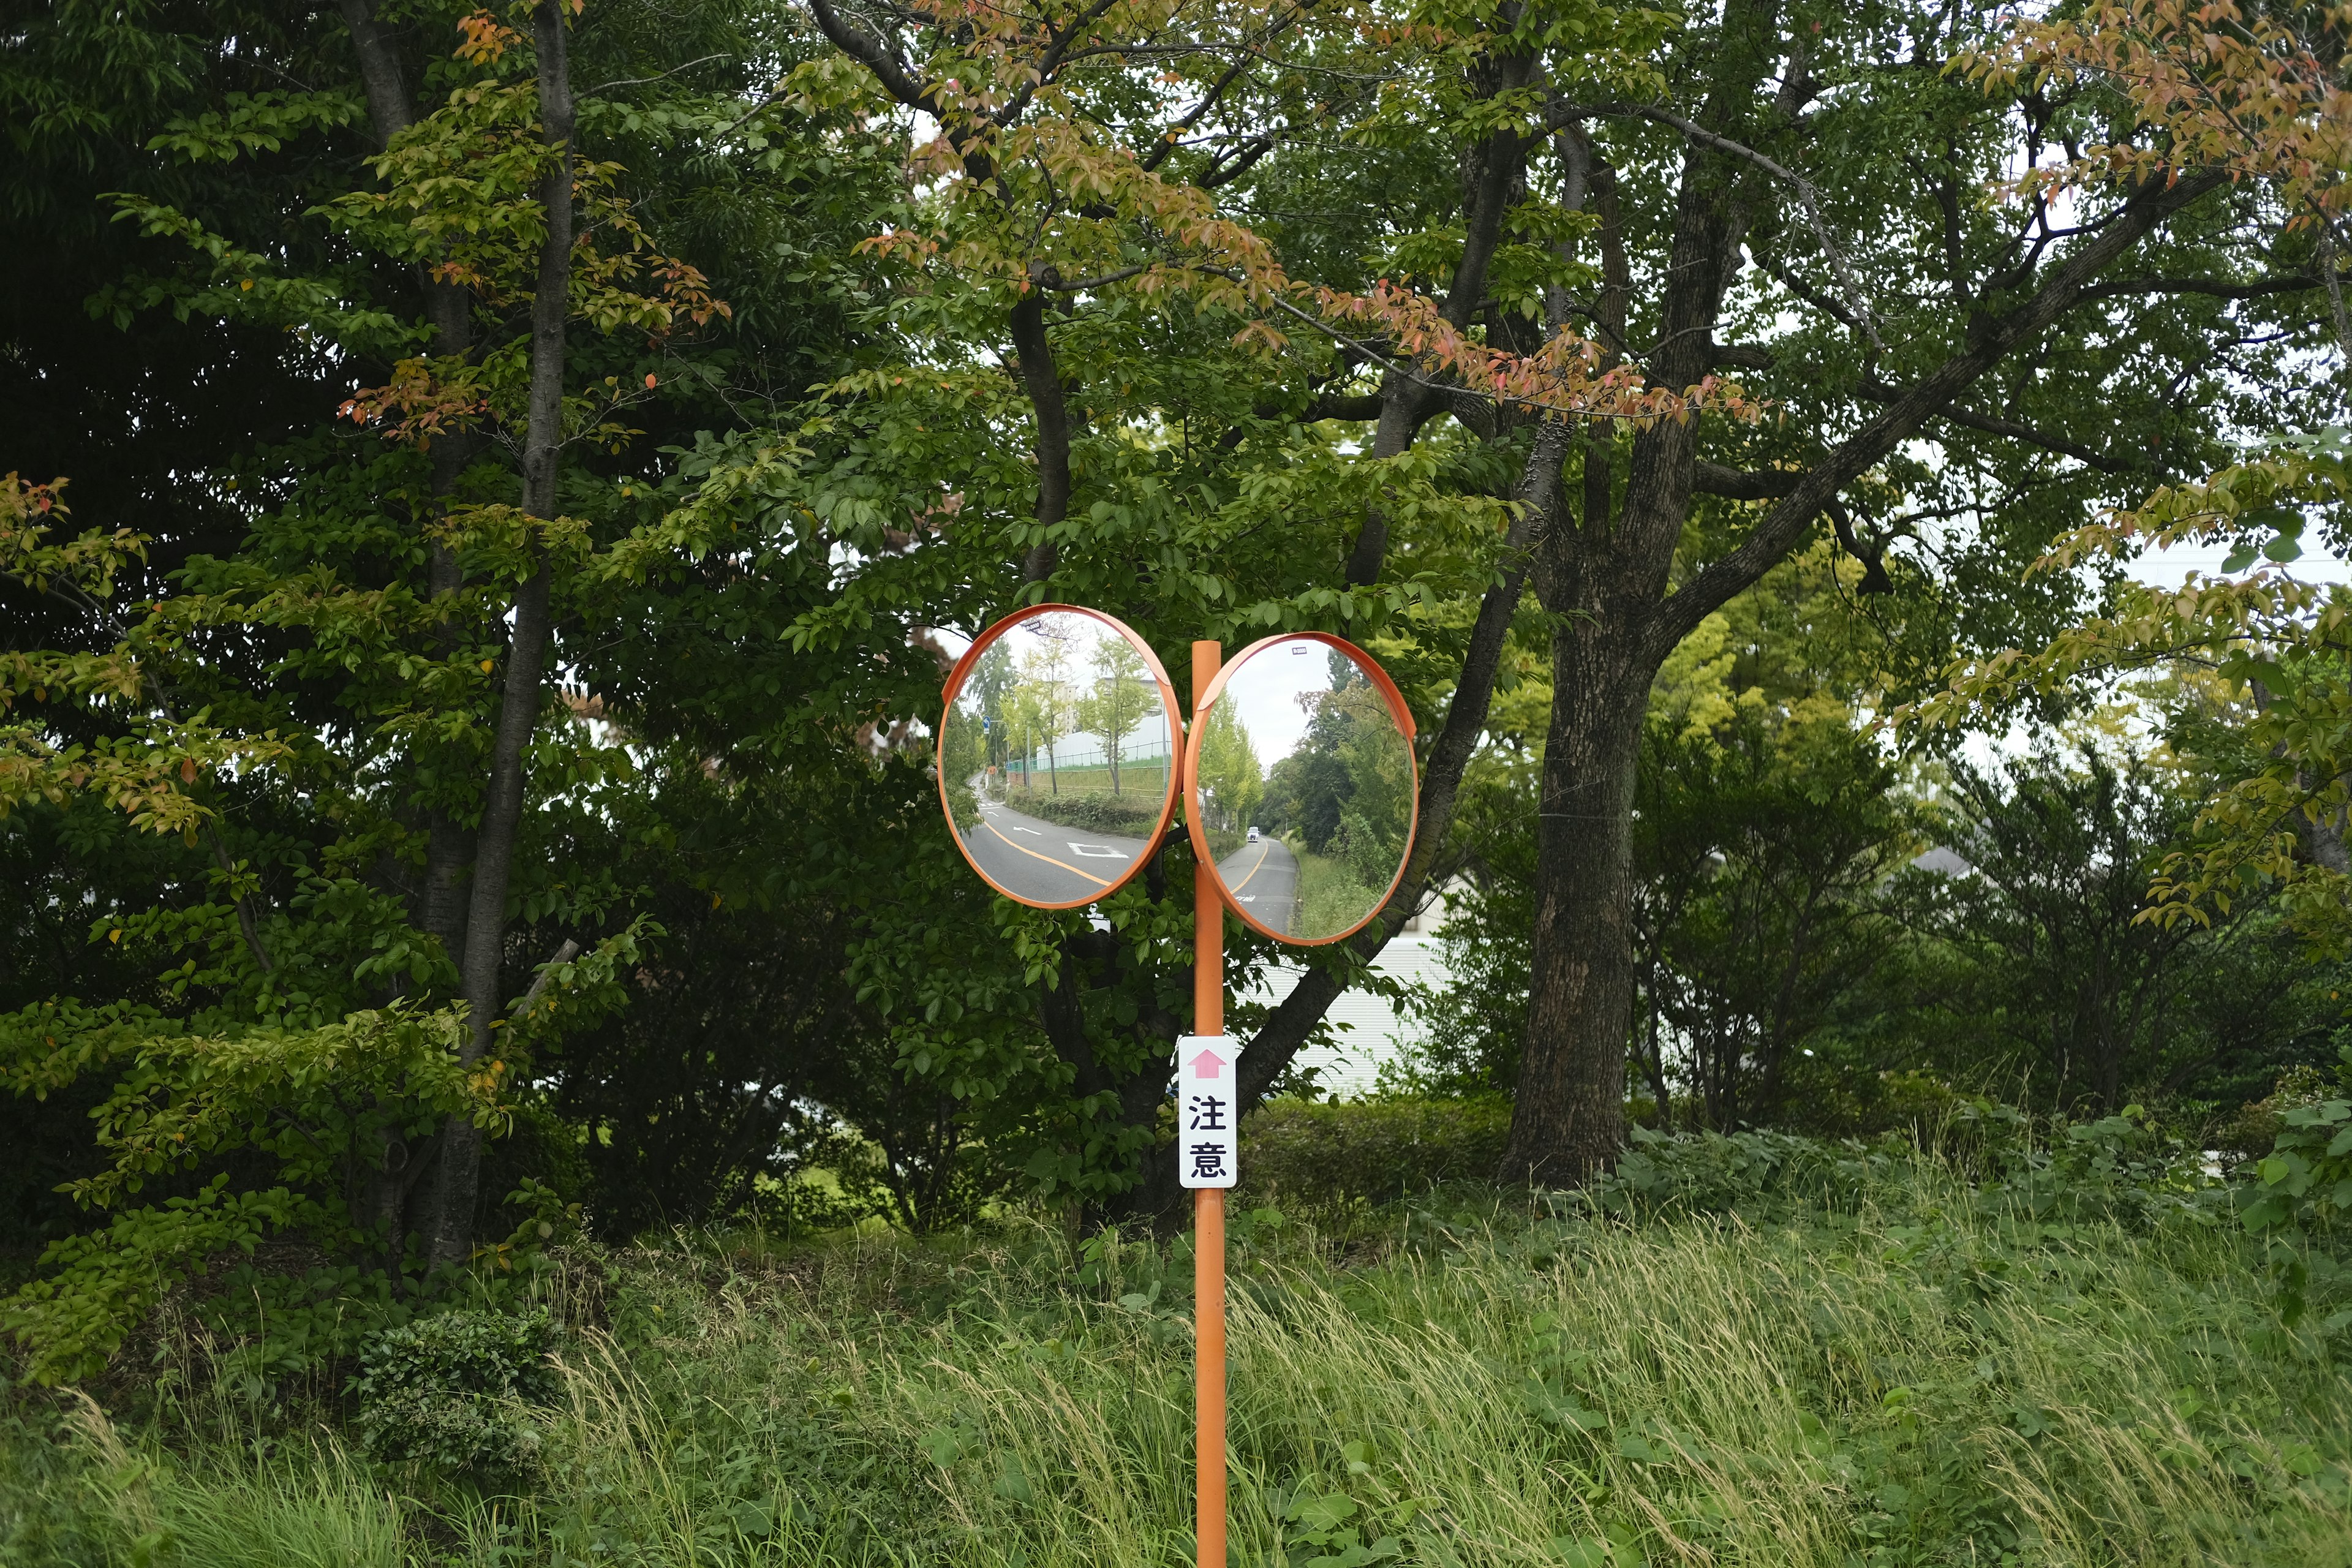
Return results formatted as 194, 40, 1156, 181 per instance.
1189, 1049, 1227, 1079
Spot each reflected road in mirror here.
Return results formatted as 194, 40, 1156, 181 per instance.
940, 608, 1176, 908
1212, 834, 1298, 935
1196, 637, 1414, 941
960, 795, 1161, 905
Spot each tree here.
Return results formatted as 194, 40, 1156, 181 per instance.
1631, 706, 1921, 1129
1079, 636, 1153, 796
782, 0, 1754, 1219
1934, 744, 2215, 1112
1501, 0, 2343, 1180
1193, 693, 1263, 850
1397, 540, 1926, 1125
0, 0, 902, 1373
1904, 2, 2352, 954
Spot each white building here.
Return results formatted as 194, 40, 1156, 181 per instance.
1006, 710, 1174, 772
1233, 881, 1462, 1098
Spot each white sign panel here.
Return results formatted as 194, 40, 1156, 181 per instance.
1176, 1034, 1238, 1188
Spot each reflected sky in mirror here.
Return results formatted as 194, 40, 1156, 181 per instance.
1196, 639, 1414, 941
940, 610, 1175, 907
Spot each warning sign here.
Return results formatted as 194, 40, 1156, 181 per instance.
1176, 1034, 1238, 1189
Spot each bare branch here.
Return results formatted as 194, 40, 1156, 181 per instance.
2082, 270, 2352, 303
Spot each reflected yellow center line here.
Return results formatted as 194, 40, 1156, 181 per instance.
984, 820, 1110, 886
1228, 842, 1273, 894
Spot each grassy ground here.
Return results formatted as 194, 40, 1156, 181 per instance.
1291, 840, 1379, 939
4, 1151, 2350, 1566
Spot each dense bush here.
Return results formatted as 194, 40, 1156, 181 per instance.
1005, 791, 1164, 835
353, 1311, 560, 1479
12, 1144, 2352, 1568
1589, 1103, 2230, 1234
1237, 1096, 1510, 1207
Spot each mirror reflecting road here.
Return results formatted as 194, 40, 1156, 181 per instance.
940, 608, 1177, 908
1194, 636, 1415, 941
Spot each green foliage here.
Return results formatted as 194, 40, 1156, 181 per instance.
12, 0, 2352, 1398
10, 1149, 2352, 1567
2247, 1095, 2352, 1232
0, 1004, 502, 1384
0, 1178, 313, 1388
2242, 1046, 2352, 1244
1237, 1097, 1512, 1209
1906, 428, 2352, 954
353, 1310, 559, 1477
0, 0, 943, 1367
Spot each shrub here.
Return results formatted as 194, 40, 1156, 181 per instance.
1238, 1096, 1510, 1207
2241, 1084, 2352, 1238
1591, 1107, 2226, 1231
2215, 1057, 2350, 1162
1008, 791, 1162, 835
352, 1310, 559, 1478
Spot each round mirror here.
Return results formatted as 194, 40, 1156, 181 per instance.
938, 605, 1182, 909
1186, 634, 1418, 944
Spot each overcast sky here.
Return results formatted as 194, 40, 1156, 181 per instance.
2125, 540, 2352, 590
1216, 639, 1339, 777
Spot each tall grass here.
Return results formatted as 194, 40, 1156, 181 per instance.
6, 1148, 2350, 1566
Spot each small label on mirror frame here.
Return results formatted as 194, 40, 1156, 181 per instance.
1175, 1034, 1238, 1189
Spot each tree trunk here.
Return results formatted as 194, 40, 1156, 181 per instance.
1009, 276, 1073, 585
1504, 608, 1649, 1183
338, 0, 485, 1264
421, 0, 573, 1270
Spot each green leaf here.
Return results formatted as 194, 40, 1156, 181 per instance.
1287, 1492, 1357, 1530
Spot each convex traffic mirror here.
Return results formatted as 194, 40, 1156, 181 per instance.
1186, 633, 1418, 944
937, 605, 1182, 909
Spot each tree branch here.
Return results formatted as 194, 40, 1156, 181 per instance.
1692, 461, 1800, 500
804, 0, 939, 118
995, 0, 1126, 130
1137, 51, 1253, 173
1559, 97, 1885, 353
2081, 272, 2348, 302
1302, 391, 1386, 422
1856, 375, 2135, 474
1240, 415, 1572, 1110
1645, 169, 2230, 666
1445, 53, 1537, 333
1009, 265, 1075, 584
518, 938, 582, 1014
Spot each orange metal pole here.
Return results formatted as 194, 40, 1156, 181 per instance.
1190, 638, 1226, 1568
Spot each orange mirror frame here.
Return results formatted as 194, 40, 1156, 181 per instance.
936, 603, 1183, 910
1182, 631, 1419, 946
